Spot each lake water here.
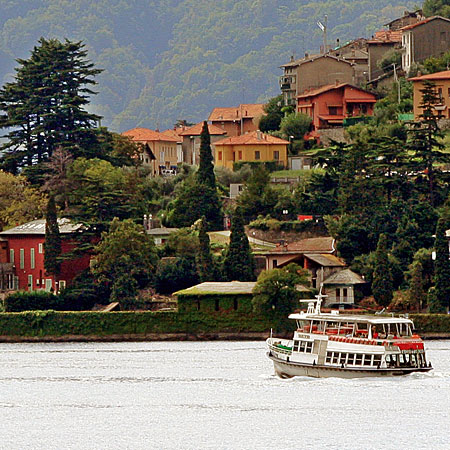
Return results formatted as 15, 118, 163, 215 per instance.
0, 340, 448, 450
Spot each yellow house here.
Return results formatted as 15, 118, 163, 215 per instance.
214, 130, 289, 170
122, 127, 178, 176
409, 70, 450, 120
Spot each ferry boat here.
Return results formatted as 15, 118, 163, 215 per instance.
266, 288, 433, 378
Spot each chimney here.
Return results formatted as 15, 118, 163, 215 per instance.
336, 38, 340, 47
305, 52, 309, 59
290, 55, 294, 62
257, 130, 262, 140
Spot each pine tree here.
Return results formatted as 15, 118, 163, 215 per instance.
196, 216, 215, 281
0, 38, 102, 174
408, 80, 449, 206
409, 260, 425, 311
432, 215, 450, 312
223, 207, 255, 281
44, 196, 62, 279
372, 234, 394, 306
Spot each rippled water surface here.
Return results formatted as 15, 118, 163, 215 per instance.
0, 340, 449, 449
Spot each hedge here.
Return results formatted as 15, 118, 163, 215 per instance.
233, 161, 285, 172
411, 314, 450, 333
248, 217, 327, 233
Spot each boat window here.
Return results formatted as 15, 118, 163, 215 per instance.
355, 323, 369, 338
338, 353, 346, 364
373, 355, 382, 366
347, 354, 355, 365
332, 353, 339, 364
363, 355, 372, 366
305, 342, 313, 353
326, 352, 332, 363
355, 354, 363, 365
293, 341, 300, 352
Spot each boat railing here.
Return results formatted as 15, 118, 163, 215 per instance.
268, 339, 293, 355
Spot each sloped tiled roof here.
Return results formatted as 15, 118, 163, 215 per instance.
269, 236, 335, 254
400, 15, 450, 31
208, 104, 265, 121
281, 53, 355, 68
408, 70, 450, 81
179, 122, 227, 136
214, 131, 289, 146
122, 127, 178, 142
305, 254, 346, 267
161, 128, 184, 143
368, 30, 402, 44
0, 219, 82, 236
323, 268, 366, 285
298, 83, 376, 100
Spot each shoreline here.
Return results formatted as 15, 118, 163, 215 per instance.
0, 331, 449, 343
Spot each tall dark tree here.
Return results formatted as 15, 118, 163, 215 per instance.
408, 80, 449, 206
432, 215, 450, 312
372, 234, 394, 306
223, 207, 255, 281
0, 38, 102, 174
196, 216, 215, 281
44, 196, 62, 280
196, 121, 216, 189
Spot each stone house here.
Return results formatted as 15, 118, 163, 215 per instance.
401, 16, 450, 74
367, 30, 402, 81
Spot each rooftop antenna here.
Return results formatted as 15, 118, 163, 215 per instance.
317, 15, 328, 54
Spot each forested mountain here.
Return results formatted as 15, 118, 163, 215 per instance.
0, 0, 416, 131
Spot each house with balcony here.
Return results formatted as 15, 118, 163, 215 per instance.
409, 70, 450, 120
280, 53, 363, 106
297, 83, 377, 132
213, 131, 288, 170
208, 104, 265, 137
122, 128, 179, 176
178, 122, 227, 165
401, 16, 450, 74
0, 219, 90, 293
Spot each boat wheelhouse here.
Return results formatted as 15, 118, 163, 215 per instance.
266, 290, 432, 378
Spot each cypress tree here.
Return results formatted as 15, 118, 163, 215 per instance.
44, 196, 62, 279
223, 207, 255, 281
196, 121, 216, 189
432, 216, 450, 312
409, 260, 425, 311
372, 234, 394, 307
196, 216, 215, 281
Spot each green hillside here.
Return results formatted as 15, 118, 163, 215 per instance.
0, 0, 416, 131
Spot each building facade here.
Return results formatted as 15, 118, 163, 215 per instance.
214, 131, 288, 170
0, 219, 90, 293
122, 128, 178, 176
409, 70, 450, 120
208, 104, 265, 137
297, 83, 377, 131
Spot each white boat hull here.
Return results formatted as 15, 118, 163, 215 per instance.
268, 353, 433, 379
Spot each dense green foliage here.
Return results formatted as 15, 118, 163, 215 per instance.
432, 215, 450, 312
0, 38, 101, 173
223, 208, 256, 281
423, 0, 450, 17
0, 0, 417, 131
372, 234, 394, 307
196, 217, 216, 282
154, 257, 199, 295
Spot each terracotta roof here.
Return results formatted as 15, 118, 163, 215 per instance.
214, 131, 289, 146
179, 122, 227, 136
122, 127, 178, 143
408, 70, 450, 81
281, 53, 355, 68
323, 269, 366, 285
298, 83, 376, 100
0, 219, 82, 236
305, 254, 346, 267
161, 129, 184, 143
208, 104, 265, 122
269, 236, 335, 254
400, 15, 450, 31
368, 30, 402, 44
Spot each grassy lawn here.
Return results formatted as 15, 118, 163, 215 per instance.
271, 168, 324, 178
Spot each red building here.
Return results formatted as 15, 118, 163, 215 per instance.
0, 219, 90, 293
297, 83, 377, 131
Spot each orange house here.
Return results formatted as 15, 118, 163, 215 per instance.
208, 104, 265, 137
297, 83, 377, 131
122, 128, 178, 176
408, 70, 450, 120
214, 131, 288, 170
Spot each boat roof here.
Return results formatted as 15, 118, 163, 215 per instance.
288, 312, 413, 325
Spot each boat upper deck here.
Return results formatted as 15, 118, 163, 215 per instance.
288, 311, 413, 325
